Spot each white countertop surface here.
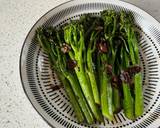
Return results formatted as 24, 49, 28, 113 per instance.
0, 0, 160, 127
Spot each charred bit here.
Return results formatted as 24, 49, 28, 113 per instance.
67, 59, 77, 70
97, 41, 108, 53
61, 43, 71, 53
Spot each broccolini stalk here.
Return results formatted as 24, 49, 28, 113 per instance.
112, 88, 121, 113
96, 38, 114, 120
101, 10, 121, 114
112, 40, 124, 113
122, 82, 134, 119
98, 52, 113, 120
80, 15, 104, 105
86, 32, 100, 105
58, 74, 84, 123
120, 11, 143, 117
121, 47, 134, 120
64, 22, 103, 121
101, 10, 117, 65
36, 27, 94, 124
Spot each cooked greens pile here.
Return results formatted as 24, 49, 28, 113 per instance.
36, 10, 143, 124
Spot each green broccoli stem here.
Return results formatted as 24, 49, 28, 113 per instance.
100, 72, 113, 120
126, 27, 136, 64
58, 74, 84, 123
122, 82, 134, 119
112, 48, 122, 113
96, 52, 102, 97
87, 70, 100, 105
110, 39, 121, 113
125, 24, 143, 118
99, 54, 113, 120
134, 73, 143, 117
102, 10, 121, 115
121, 48, 135, 120
120, 11, 143, 119
130, 29, 144, 117
113, 88, 121, 113
74, 65, 102, 121
65, 73, 94, 124
87, 38, 100, 105
113, 50, 122, 113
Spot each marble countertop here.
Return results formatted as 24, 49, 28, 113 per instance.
0, 0, 160, 127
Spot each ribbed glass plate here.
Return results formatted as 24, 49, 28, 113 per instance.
20, 0, 160, 127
